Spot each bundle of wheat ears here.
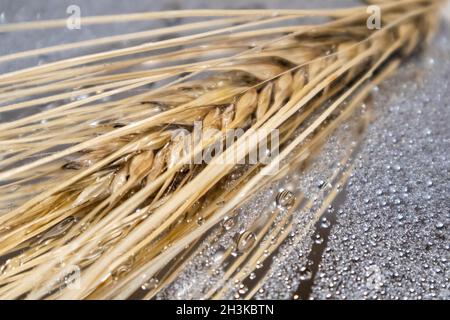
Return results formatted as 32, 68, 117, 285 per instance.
0, 0, 444, 299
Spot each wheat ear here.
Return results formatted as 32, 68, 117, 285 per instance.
0, 0, 443, 299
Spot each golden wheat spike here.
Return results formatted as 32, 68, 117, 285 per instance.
0, 0, 444, 299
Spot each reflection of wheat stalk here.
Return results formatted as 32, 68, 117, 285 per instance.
0, 0, 442, 299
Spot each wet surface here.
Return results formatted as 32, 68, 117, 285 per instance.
310, 23, 450, 299
0, 0, 448, 300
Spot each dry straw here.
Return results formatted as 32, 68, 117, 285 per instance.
0, 0, 443, 299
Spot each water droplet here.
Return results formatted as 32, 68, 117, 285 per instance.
78, 242, 102, 261
249, 272, 256, 280
236, 231, 256, 253
320, 217, 331, 229
317, 180, 326, 189
299, 267, 312, 281
238, 285, 248, 295
276, 190, 295, 209
197, 216, 204, 225
222, 216, 236, 230
112, 256, 134, 281
213, 248, 225, 263
38, 216, 76, 244
100, 229, 124, 248
435, 222, 444, 229
314, 234, 324, 244
141, 278, 159, 291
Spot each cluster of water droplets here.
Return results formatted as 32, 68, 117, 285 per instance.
310, 27, 450, 300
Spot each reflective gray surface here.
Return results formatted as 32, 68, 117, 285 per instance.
0, 0, 448, 299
